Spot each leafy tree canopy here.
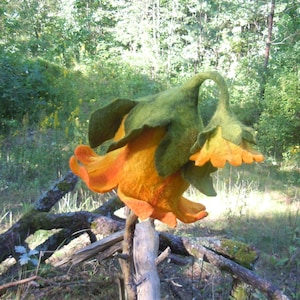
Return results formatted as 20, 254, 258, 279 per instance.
0, 0, 299, 159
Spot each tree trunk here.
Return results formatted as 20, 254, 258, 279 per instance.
264, 0, 276, 70
260, 0, 276, 101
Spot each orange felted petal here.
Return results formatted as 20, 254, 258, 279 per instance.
190, 127, 264, 168
240, 141, 264, 163
151, 211, 178, 228
117, 188, 154, 220
117, 127, 175, 214
70, 145, 126, 193
175, 196, 208, 223
118, 187, 178, 227
116, 126, 208, 227
69, 116, 128, 193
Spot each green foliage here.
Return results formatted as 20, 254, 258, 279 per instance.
257, 71, 300, 158
0, 55, 79, 133
0, 54, 161, 212
229, 61, 263, 127
0, 0, 298, 213
0, 0, 298, 200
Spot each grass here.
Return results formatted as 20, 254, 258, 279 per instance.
1, 57, 298, 298
182, 163, 300, 298
184, 163, 300, 257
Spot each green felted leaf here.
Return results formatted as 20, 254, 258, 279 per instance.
155, 121, 199, 177
191, 104, 257, 153
91, 72, 254, 179
181, 71, 229, 105
88, 98, 137, 148
108, 86, 203, 176
124, 87, 185, 133
108, 123, 170, 151
108, 94, 172, 150
156, 89, 203, 172
187, 71, 257, 150
182, 161, 217, 196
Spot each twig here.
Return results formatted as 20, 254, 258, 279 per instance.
0, 275, 40, 291
156, 247, 171, 265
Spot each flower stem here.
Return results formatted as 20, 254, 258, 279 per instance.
182, 71, 230, 109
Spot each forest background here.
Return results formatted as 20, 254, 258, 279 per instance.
0, 0, 299, 299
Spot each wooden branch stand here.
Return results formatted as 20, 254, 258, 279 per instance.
119, 212, 160, 300
134, 220, 160, 300
117, 210, 290, 300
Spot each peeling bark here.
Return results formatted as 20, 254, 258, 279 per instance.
134, 220, 160, 300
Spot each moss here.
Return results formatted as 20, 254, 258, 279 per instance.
21, 211, 47, 231
57, 181, 73, 192
230, 278, 250, 300
220, 239, 258, 269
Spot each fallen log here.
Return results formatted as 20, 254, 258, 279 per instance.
0, 172, 77, 262
34, 171, 78, 212
0, 211, 124, 263
182, 238, 289, 300
0, 172, 124, 263
61, 227, 289, 300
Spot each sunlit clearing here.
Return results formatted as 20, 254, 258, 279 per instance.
184, 185, 298, 222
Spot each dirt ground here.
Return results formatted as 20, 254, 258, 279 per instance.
1, 255, 233, 300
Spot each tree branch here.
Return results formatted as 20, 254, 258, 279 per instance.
34, 171, 78, 212
119, 210, 138, 300
182, 237, 289, 300
0, 172, 124, 263
0, 172, 290, 299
